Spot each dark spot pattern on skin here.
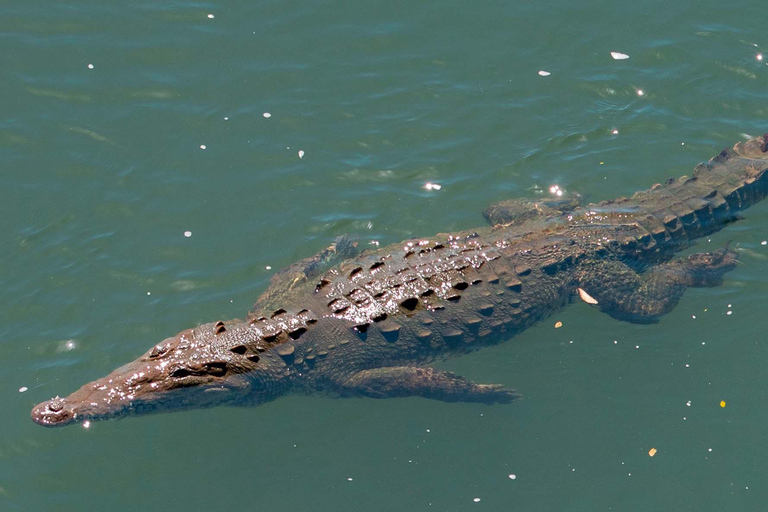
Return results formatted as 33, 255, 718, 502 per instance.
328, 299, 350, 313
214, 321, 226, 335
515, 266, 531, 276
288, 327, 307, 340
370, 261, 385, 271
400, 297, 419, 311
355, 323, 369, 333
478, 304, 494, 316
372, 313, 387, 322
349, 267, 363, 278
271, 309, 287, 318
230, 345, 247, 355
380, 324, 401, 342
315, 278, 331, 293
453, 281, 469, 290
247, 354, 260, 363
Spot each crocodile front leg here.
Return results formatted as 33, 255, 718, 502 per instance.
576, 248, 738, 324
337, 367, 519, 404
251, 235, 359, 317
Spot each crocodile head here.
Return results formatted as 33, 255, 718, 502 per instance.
31, 321, 286, 427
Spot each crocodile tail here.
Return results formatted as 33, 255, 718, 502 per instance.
632, 134, 768, 245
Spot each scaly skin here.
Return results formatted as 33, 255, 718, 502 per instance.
31, 135, 768, 427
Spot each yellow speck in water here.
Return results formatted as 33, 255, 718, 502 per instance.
554, 321, 563, 329
648, 448, 657, 457
720, 400, 726, 408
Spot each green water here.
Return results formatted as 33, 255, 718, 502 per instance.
4, 0, 768, 510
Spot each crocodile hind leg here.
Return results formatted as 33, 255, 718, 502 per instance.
576, 248, 738, 324
338, 367, 519, 404
250, 235, 359, 317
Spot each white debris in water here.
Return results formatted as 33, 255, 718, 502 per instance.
549, 184, 564, 197
758, 54, 764, 61
424, 182, 442, 191
727, 310, 733, 315
538, 70, 551, 77
62, 340, 77, 351
83, 421, 91, 429
19, 387, 28, 393
686, 400, 692, 406
473, 498, 481, 503
263, 112, 272, 118
762, 240, 767, 245
637, 89, 645, 96
200, 145, 206, 150
612, 129, 619, 135
369, 240, 380, 246
347, 478, 353, 481
508, 474, 517, 480
265, 266, 272, 270
611, 52, 630, 60
147, 292, 151, 295
224, 117, 229, 121
184, 231, 192, 237
298, 150, 305, 159
577, 287, 598, 304
207, 13, 215, 19
87, 63, 94, 69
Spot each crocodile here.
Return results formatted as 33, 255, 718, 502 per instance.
31, 134, 768, 427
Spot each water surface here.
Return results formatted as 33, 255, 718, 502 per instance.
3, 1, 768, 510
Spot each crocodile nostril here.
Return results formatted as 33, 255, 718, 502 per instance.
48, 400, 64, 412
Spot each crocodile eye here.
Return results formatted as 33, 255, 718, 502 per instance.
149, 344, 169, 359
204, 362, 227, 376
170, 367, 193, 378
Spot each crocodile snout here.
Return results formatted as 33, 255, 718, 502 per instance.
31, 397, 77, 427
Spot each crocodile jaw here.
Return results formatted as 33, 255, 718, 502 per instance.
31, 358, 252, 427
